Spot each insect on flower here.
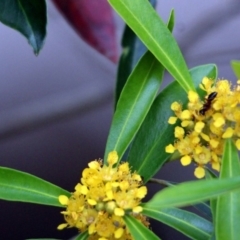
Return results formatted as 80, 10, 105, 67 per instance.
199, 92, 217, 115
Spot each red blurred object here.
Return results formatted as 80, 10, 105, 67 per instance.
52, 0, 118, 63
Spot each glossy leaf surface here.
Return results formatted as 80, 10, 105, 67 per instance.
104, 51, 164, 162
0, 0, 47, 54
0, 167, 70, 207
143, 207, 212, 240
128, 64, 217, 182
124, 214, 160, 240
115, 25, 147, 107
108, 0, 194, 92
143, 177, 240, 209
115, 0, 159, 106
215, 140, 240, 240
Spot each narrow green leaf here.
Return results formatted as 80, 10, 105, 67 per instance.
215, 140, 240, 240
0, 0, 47, 54
115, 25, 147, 107
115, 0, 157, 106
128, 64, 217, 182
219, 140, 240, 177
0, 167, 70, 207
209, 233, 216, 240
205, 169, 217, 223
74, 231, 89, 240
124, 214, 160, 240
108, 0, 194, 92
192, 202, 212, 221
167, 9, 175, 33
143, 177, 240, 209
104, 51, 164, 162
142, 207, 212, 240
231, 60, 240, 79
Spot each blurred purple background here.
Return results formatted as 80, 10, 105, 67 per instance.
0, 0, 239, 239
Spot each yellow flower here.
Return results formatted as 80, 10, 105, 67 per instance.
222, 127, 234, 138
180, 155, 192, 166
194, 121, 205, 133
165, 144, 175, 153
58, 151, 149, 239
166, 77, 240, 178
168, 116, 178, 124
171, 101, 181, 111
180, 110, 191, 120
200, 77, 214, 91
188, 90, 199, 103
174, 126, 185, 139
59, 195, 69, 205
194, 166, 205, 179
236, 139, 240, 150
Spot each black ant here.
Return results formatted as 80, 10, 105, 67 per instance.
199, 92, 217, 115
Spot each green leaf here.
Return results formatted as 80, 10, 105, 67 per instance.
205, 169, 217, 223
128, 64, 217, 182
143, 177, 240, 209
124, 214, 160, 240
215, 140, 240, 240
209, 233, 216, 240
115, 26, 147, 108
74, 231, 89, 240
0, 167, 70, 207
108, 0, 194, 92
0, 0, 47, 54
115, 0, 157, 106
192, 202, 212, 221
104, 51, 164, 162
142, 207, 212, 240
231, 60, 240, 79
167, 9, 175, 33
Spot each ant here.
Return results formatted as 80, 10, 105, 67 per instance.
199, 92, 217, 115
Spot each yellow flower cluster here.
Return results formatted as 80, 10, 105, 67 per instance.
166, 77, 240, 178
58, 151, 148, 240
